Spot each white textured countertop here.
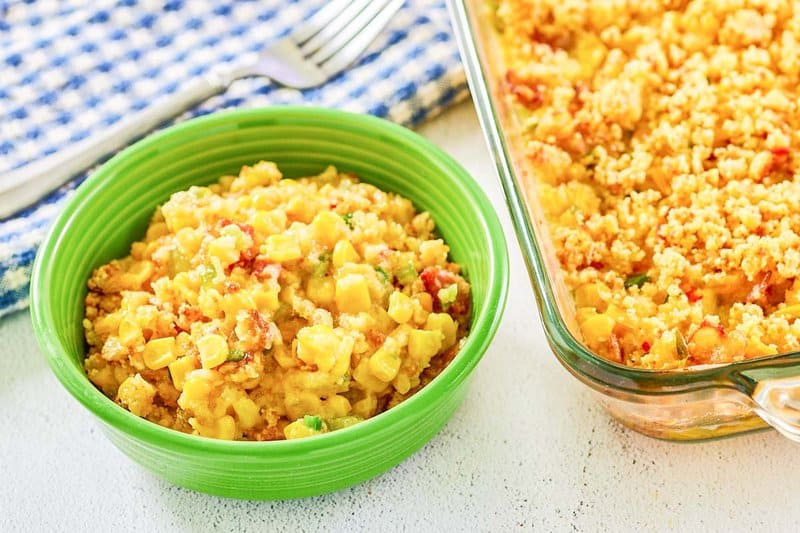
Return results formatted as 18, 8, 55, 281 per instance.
3, 101, 800, 532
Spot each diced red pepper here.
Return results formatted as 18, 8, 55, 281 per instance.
253, 257, 281, 280
506, 70, 544, 108
219, 219, 258, 272
685, 288, 702, 303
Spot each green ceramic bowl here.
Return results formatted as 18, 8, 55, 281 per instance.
30, 106, 508, 500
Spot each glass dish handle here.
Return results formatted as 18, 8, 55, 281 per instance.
733, 368, 800, 442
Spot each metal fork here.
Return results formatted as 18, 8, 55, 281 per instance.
0, 0, 404, 219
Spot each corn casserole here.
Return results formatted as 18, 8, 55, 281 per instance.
497, 0, 800, 368
83, 162, 470, 440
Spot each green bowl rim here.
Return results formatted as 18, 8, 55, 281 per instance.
29, 106, 509, 455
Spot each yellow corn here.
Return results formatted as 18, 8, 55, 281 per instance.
353, 359, 390, 393
332, 239, 359, 268
311, 211, 347, 247
116, 374, 156, 417
232, 397, 260, 430
335, 274, 371, 313
387, 291, 414, 323
284, 419, 319, 440
180, 369, 217, 404
425, 313, 457, 349
196, 334, 229, 369
368, 345, 401, 382
408, 329, 442, 363
578, 311, 615, 343
142, 337, 176, 370
307, 277, 335, 306
419, 239, 448, 267
251, 210, 287, 236
168, 355, 198, 391
295, 324, 341, 372
118, 315, 144, 347
263, 234, 302, 262
774, 304, 800, 320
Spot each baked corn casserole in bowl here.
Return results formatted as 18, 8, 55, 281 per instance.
450, 0, 800, 440
30, 107, 508, 498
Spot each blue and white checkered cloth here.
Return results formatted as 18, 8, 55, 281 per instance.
0, 0, 467, 318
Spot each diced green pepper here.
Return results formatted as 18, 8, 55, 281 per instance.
341, 212, 355, 229
303, 415, 323, 431
168, 247, 190, 277
313, 252, 331, 277
227, 348, 246, 362
188, 186, 212, 199
327, 415, 364, 431
624, 273, 650, 289
437, 284, 458, 307
199, 264, 217, 286
396, 262, 417, 284
375, 266, 390, 283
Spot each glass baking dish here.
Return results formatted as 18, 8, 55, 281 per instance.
447, 0, 800, 441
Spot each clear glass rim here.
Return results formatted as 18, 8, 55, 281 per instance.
447, 0, 800, 397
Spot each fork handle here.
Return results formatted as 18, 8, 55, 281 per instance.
0, 72, 230, 219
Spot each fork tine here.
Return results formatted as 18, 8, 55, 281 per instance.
291, 0, 354, 45
299, 0, 370, 56
308, 0, 391, 65
319, 0, 404, 77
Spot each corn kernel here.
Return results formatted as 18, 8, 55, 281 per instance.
332, 239, 360, 268
324, 394, 351, 418
311, 211, 347, 247
193, 415, 237, 440
284, 390, 324, 420
353, 359, 390, 393
180, 369, 217, 404
197, 288, 223, 318
232, 160, 282, 191
307, 277, 335, 306
335, 274, 371, 313
116, 374, 156, 417
145, 221, 169, 242
142, 337, 176, 370
168, 355, 198, 391
251, 210, 287, 236
579, 312, 615, 343
284, 418, 320, 440
387, 291, 414, 323
232, 397, 260, 429
118, 315, 144, 347
123, 260, 155, 289
393, 372, 412, 394
161, 200, 200, 232
295, 324, 353, 373
175, 227, 203, 256
296, 324, 338, 372
408, 329, 442, 363
419, 239, 448, 267
253, 286, 280, 312
574, 282, 611, 310
425, 313, 457, 349
263, 233, 302, 262
208, 235, 240, 267
369, 345, 401, 382
196, 334, 229, 369
286, 196, 316, 223
351, 393, 378, 418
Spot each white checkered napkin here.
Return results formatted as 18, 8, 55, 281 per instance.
0, 0, 468, 318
